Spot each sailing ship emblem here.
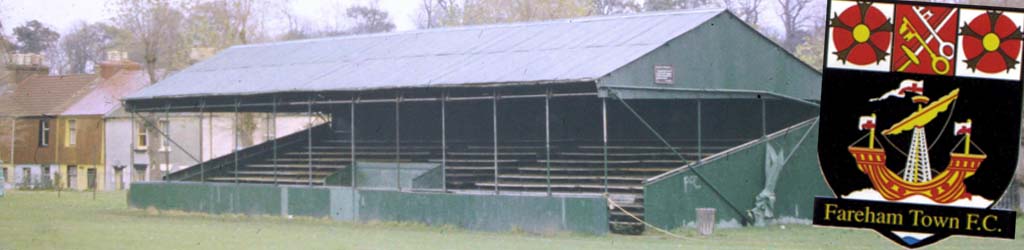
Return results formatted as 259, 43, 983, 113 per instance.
848, 82, 985, 204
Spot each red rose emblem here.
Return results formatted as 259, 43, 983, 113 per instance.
831, 2, 894, 66
961, 11, 1023, 74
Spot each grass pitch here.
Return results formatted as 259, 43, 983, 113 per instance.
0, 190, 1020, 250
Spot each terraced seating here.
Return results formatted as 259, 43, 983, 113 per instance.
166, 122, 746, 235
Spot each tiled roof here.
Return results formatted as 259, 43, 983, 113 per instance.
63, 69, 148, 116
0, 74, 98, 117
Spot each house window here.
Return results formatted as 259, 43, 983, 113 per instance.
66, 119, 77, 146
136, 123, 148, 150
159, 120, 171, 152
39, 119, 50, 147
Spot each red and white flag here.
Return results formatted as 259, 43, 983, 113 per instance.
954, 120, 972, 135
870, 79, 925, 102
859, 115, 876, 131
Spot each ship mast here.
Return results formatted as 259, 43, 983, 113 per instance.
902, 96, 933, 183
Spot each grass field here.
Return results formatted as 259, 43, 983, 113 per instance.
0, 190, 1021, 250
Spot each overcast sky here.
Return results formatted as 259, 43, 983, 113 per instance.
0, 0, 818, 46
1, 0, 421, 35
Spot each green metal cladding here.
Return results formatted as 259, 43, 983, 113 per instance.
128, 182, 608, 234
597, 12, 821, 101
643, 120, 831, 230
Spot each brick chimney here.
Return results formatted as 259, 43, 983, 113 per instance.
95, 50, 141, 79
5, 53, 50, 83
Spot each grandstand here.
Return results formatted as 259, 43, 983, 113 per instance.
126, 9, 825, 234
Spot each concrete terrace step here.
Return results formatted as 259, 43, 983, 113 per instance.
473, 182, 643, 192
537, 159, 686, 165
230, 171, 335, 176
246, 164, 348, 169
207, 177, 326, 185
283, 151, 432, 156
516, 167, 676, 172
498, 174, 646, 182
446, 151, 540, 156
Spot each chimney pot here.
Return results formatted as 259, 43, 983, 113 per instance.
6, 53, 50, 82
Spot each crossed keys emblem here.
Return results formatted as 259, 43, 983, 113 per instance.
897, 6, 955, 75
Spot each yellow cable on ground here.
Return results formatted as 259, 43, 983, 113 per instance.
604, 194, 686, 239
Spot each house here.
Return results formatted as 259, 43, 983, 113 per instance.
0, 54, 97, 190
0, 51, 316, 191
104, 105, 313, 190
93, 50, 312, 190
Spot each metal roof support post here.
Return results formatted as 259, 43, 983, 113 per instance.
128, 113, 134, 184
493, 89, 499, 195
441, 92, 447, 192
234, 100, 240, 184
395, 93, 402, 191
8, 118, 14, 177
351, 95, 357, 189
761, 97, 767, 138
271, 96, 278, 185
208, 111, 213, 179
545, 89, 552, 196
602, 97, 609, 194
198, 100, 205, 182
609, 90, 752, 225
697, 98, 702, 163
307, 97, 313, 186
164, 103, 170, 182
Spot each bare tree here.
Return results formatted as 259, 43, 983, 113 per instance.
415, 0, 465, 29
775, 0, 812, 52
721, 0, 764, 26
58, 22, 119, 74
461, 0, 593, 25
184, 0, 282, 48
593, 0, 641, 15
642, 0, 718, 11
346, 4, 396, 35
113, 0, 186, 84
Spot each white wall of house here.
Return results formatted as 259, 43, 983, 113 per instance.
104, 112, 313, 190
9, 164, 56, 189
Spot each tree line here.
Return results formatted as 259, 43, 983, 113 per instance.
0, 0, 1019, 82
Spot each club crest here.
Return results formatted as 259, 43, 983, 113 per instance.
816, 1, 1019, 248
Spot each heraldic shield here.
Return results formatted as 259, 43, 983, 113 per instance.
815, 0, 1019, 248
